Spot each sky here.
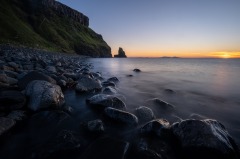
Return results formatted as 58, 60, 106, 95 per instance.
58, 0, 240, 58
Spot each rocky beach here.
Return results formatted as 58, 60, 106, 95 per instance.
0, 45, 239, 159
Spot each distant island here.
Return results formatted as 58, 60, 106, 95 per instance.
114, 47, 127, 58
160, 56, 180, 58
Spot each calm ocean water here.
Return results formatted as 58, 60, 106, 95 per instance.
65, 58, 240, 144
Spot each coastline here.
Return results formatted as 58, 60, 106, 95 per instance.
0, 46, 239, 159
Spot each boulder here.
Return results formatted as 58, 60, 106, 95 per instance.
86, 94, 126, 110
140, 119, 170, 137
46, 66, 57, 73
87, 119, 104, 133
80, 137, 129, 159
0, 117, 16, 136
75, 76, 102, 93
18, 71, 56, 90
102, 81, 116, 87
147, 98, 175, 110
35, 130, 81, 159
107, 77, 119, 83
7, 110, 26, 121
135, 106, 155, 123
133, 68, 141, 72
0, 90, 26, 111
102, 86, 117, 94
172, 119, 240, 159
104, 107, 138, 126
25, 80, 65, 111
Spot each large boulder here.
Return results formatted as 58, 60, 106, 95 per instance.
18, 71, 56, 90
104, 107, 138, 126
86, 94, 126, 110
172, 119, 240, 159
135, 106, 155, 123
0, 117, 16, 136
0, 90, 26, 111
25, 80, 65, 111
80, 137, 129, 159
140, 119, 170, 137
75, 76, 102, 93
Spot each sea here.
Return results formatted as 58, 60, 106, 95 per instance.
65, 58, 240, 144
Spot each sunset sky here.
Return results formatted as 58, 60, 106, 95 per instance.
58, 0, 240, 58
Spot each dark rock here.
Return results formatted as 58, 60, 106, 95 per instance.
133, 68, 141, 72
137, 148, 163, 159
164, 89, 176, 94
114, 47, 127, 58
86, 94, 126, 110
0, 73, 8, 83
25, 80, 65, 111
140, 119, 170, 137
0, 117, 16, 136
189, 113, 207, 120
7, 110, 26, 121
135, 106, 155, 123
126, 74, 133, 77
147, 98, 175, 110
80, 137, 129, 159
8, 62, 19, 70
46, 66, 57, 73
75, 76, 102, 93
104, 107, 138, 126
62, 105, 74, 115
18, 71, 56, 90
107, 77, 119, 83
4, 70, 19, 78
87, 119, 104, 133
102, 81, 116, 87
6, 76, 18, 85
172, 119, 240, 159
0, 90, 26, 111
35, 130, 81, 159
102, 86, 117, 94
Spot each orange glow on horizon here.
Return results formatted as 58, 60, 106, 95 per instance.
123, 51, 240, 58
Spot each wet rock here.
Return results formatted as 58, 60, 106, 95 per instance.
18, 71, 56, 90
63, 73, 78, 80
46, 66, 57, 73
35, 130, 81, 159
147, 98, 175, 110
102, 81, 116, 87
58, 79, 67, 88
172, 119, 240, 159
7, 110, 26, 121
0, 73, 8, 83
8, 62, 19, 70
135, 106, 155, 123
126, 74, 133, 77
87, 119, 104, 133
140, 119, 170, 137
4, 70, 19, 78
80, 137, 129, 159
107, 77, 119, 83
25, 80, 65, 111
91, 72, 102, 79
102, 86, 117, 94
137, 148, 163, 159
2, 65, 14, 71
75, 76, 102, 93
104, 107, 138, 126
0, 90, 26, 111
62, 105, 74, 115
0, 117, 16, 136
189, 113, 207, 120
86, 94, 126, 110
6, 76, 18, 85
133, 68, 141, 72
164, 89, 176, 94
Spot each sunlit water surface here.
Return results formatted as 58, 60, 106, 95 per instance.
65, 58, 240, 144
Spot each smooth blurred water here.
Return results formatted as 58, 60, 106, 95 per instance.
66, 58, 240, 144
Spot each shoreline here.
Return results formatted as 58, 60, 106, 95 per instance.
0, 45, 239, 159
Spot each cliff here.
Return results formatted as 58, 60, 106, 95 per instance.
0, 0, 112, 57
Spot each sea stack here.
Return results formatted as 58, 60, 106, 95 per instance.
114, 47, 127, 58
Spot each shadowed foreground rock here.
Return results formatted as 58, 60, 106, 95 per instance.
25, 80, 65, 111
172, 119, 240, 159
86, 94, 126, 110
80, 137, 129, 159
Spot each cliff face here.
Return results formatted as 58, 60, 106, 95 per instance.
0, 0, 112, 57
